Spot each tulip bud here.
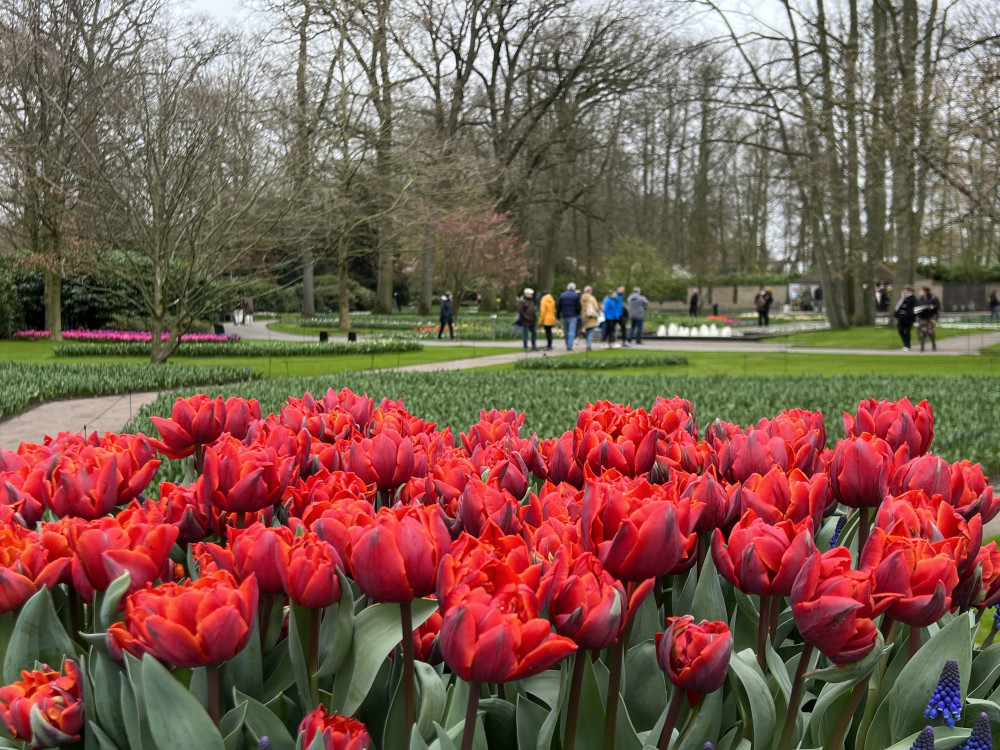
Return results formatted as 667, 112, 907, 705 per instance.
0, 660, 85, 748
654, 616, 732, 701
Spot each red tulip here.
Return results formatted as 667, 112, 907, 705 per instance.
439, 587, 577, 683
540, 434, 585, 488
0, 523, 72, 614
894, 457, 999, 525
754, 409, 826, 475
298, 705, 370, 750
717, 429, 793, 484
866, 529, 958, 627
107, 570, 257, 668
291, 497, 376, 577
827, 436, 894, 508
460, 409, 526, 453
711, 511, 816, 597
1, 463, 50, 527
738, 466, 827, 531
457, 478, 523, 537
542, 550, 627, 649
398, 454, 476, 517
655, 616, 732, 700
953, 542, 1000, 610
791, 547, 898, 664
197, 436, 297, 515
436, 532, 540, 615
226, 523, 294, 595
679, 470, 735, 533
413, 608, 443, 664
145, 481, 217, 544
484, 452, 531, 500
580, 479, 688, 583
844, 397, 933, 459
343, 430, 417, 496
285, 532, 343, 609
60, 515, 178, 604
150, 394, 261, 459
649, 396, 697, 438
350, 505, 451, 602
875, 491, 982, 574
0, 660, 85, 747
283, 470, 374, 519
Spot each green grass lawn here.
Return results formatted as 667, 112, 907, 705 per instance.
0, 340, 514, 377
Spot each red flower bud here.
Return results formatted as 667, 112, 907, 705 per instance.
655, 616, 732, 700
297, 705, 370, 749
0, 660, 85, 747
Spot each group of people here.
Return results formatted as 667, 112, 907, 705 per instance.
893, 285, 940, 352
516, 282, 649, 352
232, 293, 253, 326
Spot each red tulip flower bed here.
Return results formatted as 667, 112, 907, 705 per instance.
0, 390, 997, 750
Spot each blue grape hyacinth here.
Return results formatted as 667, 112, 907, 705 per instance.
924, 659, 962, 727
992, 605, 1000, 631
829, 514, 847, 548
910, 726, 935, 750
959, 712, 993, 750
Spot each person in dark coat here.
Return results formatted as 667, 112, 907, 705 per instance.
689, 290, 699, 317
517, 288, 538, 351
894, 285, 916, 351
438, 291, 455, 340
556, 282, 581, 351
915, 286, 941, 352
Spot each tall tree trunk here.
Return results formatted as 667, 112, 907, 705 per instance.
338, 237, 351, 332
420, 219, 435, 315
891, 0, 919, 287
845, 0, 871, 325
43, 266, 62, 341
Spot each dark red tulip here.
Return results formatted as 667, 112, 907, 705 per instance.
540, 433, 585, 488
197, 436, 297, 515
460, 409, 526, 453
649, 396, 697, 438
0, 660, 85, 747
0, 523, 72, 614
711, 511, 816, 597
145, 481, 217, 544
717, 429, 793, 484
1, 465, 49, 528
580, 479, 688, 583
953, 542, 1000, 610
227, 523, 294, 595
484, 452, 531, 500
291, 497, 376, 577
655, 615, 732, 699
107, 570, 257, 668
285, 532, 343, 609
439, 587, 577, 683
457, 478, 523, 537
350, 505, 451, 602
436, 532, 540, 615
150, 394, 261, 459
738, 466, 827, 531
791, 547, 898, 664
827, 435, 894, 508
866, 529, 958, 627
283, 470, 374, 519
413, 608, 443, 665
297, 705, 370, 749
344, 430, 417, 496
542, 550, 627, 650
844, 397, 933, 459
875, 490, 982, 574
754, 409, 826, 475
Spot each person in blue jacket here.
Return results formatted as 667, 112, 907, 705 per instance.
556, 282, 582, 350
603, 289, 620, 347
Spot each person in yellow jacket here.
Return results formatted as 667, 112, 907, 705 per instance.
538, 290, 557, 350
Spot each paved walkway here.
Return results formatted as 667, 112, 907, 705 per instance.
2, 322, 998, 449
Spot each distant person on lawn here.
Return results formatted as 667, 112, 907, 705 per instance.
438, 291, 455, 340
688, 290, 699, 317
517, 288, 538, 352
915, 286, 941, 352
556, 283, 581, 351
627, 287, 648, 344
580, 285, 600, 352
894, 284, 916, 351
538, 290, 556, 350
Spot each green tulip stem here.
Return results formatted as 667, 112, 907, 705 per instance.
697, 531, 711, 577
756, 596, 771, 671
604, 616, 634, 750
857, 507, 870, 555
824, 674, 870, 750
656, 687, 686, 750
460, 680, 481, 750
563, 652, 588, 750
68, 587, 83, 638
193, 444, 204, 476
768, 595, 782, 645
260, 594, 275, 649
400, 600, 416, 734
309, 607, 321, 707
206, 663, 221, 728
776, 643, 814, 750
908, 626, 921, 658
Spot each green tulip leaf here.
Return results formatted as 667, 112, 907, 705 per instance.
443, 677, 469, 729
672, 567, 698, 619
140, 655, 224, 750
3, 588, 79, 683
287, 603, 314, 712
567, 654, 606, 750
315, 574, 356, 678
416, 661, 448, 741
965, 697, 1000, 725
382, 667, 408, 750
88, 721, 125, 750
807, 631, 886, 685
98, 572, 131, 631
765, 640, 793, 707
690, 555, 728, 623
233, 688, 296, 750
624, 641, 667, 732
220, 702, 247, 750
676, 688, 723, 750
969, 643, 1000, 699
881, 726, 969, 750
222, 619, 263, 703
807, 681, 853, 747
516, 671, 562, 709
262, 641, 295, 703
329, 598, 437, 717
629, 587, 662, 649
727, 649, 776, 750
479, 697, 517, 749
89, 648, 129, 748
432, 720, 462, 750
409, 727, 432, 750
0, 613, 13, 672
515, 695, 548, 750
120, 659, 157, 750
886, 613, 973, 743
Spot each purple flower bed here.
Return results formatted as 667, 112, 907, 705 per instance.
12, 329, 239, 343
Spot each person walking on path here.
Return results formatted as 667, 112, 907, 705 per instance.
688, 290, 699, 318
438, 291, 455, 340
615, 285, 630, 345
915, 286, 941, 352
990, 290, 999, 322
603, 289, 620, 348
242, 294, 254, 326
517, 288, 539, 351
755, 287, 774, 326
627, 287, 648, 344
580, 285, 600, 352
538, 290, 556, 350
233, 292, 245, 325
556, 283, 581, 350
894, 284, 917, 351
